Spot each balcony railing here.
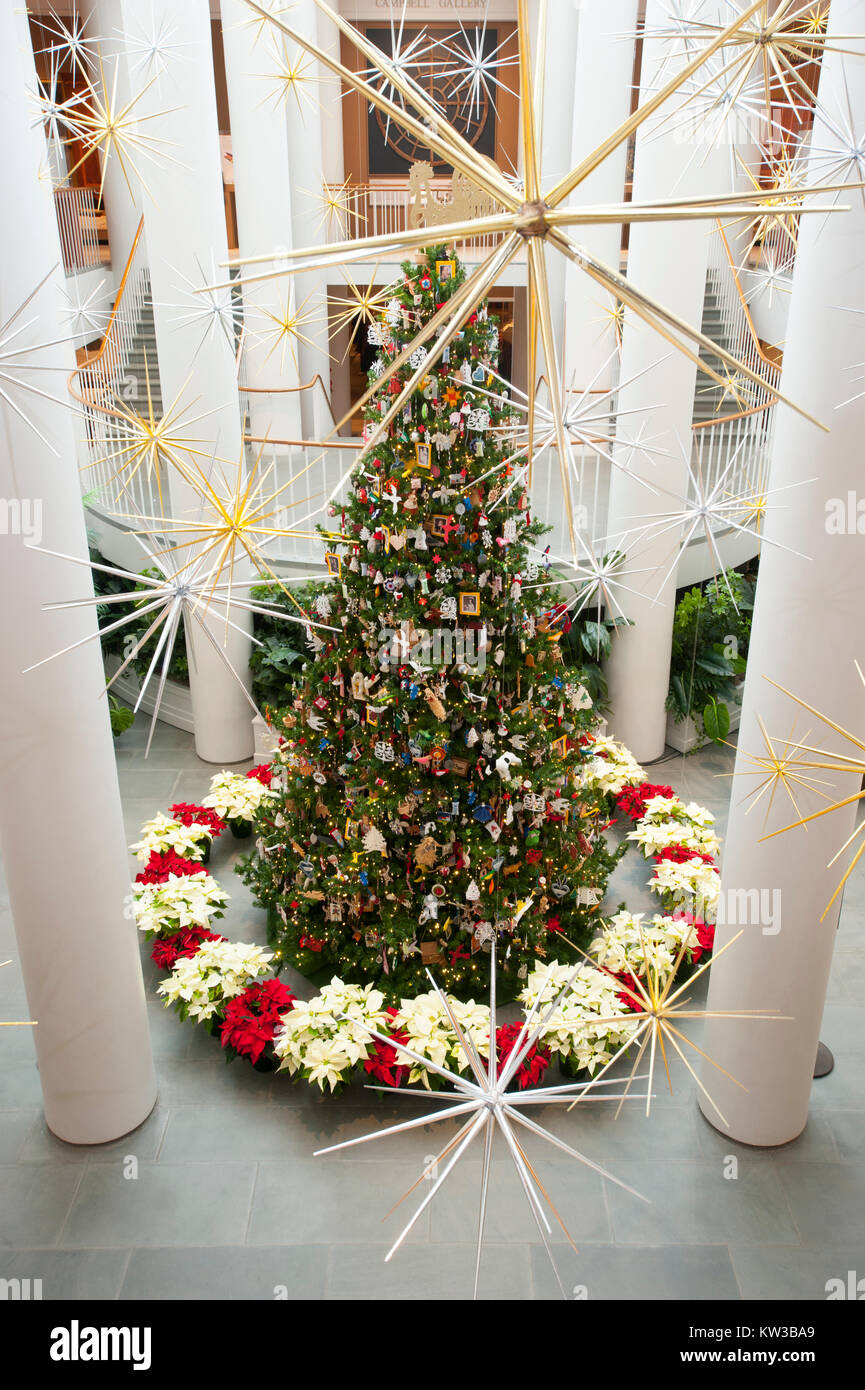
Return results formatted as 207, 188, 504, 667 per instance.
321, 179, 511, 254
54, 185, 110, 274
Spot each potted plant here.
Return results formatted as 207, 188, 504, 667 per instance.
666, 569, 755, 752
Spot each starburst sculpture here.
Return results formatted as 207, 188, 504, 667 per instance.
326, 268, 398, 359
719, 713, 832, 826
524, 540, 653, 644
646, 0, 865, 136
61, 57, 180, 200
161, 253, 243, 363
257, 34, 325, 117
25, 536, 337, 755
437, 16, 519, 123
608, 440, 812, 603
31, 48, 87, 165
0, 266, 79, 453
759, 665, 865, 919
221, 0, 836, 566
354, 4, 445, 143
305, 177, 366, 239
59, 276, 110, 340
33, 6, 101, 75
742, 248, 794, 309
115, 7, 192, 77
247, 289, 320, 373
738, 141, 813, 261
806, 63, 865, 219
131, 445, 344, 613
313, 936, 650, 1299
77, 355, 221, 510
564, 926, 786, 1125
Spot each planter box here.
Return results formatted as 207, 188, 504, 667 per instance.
105, 655, 194, 732
666, 693, 742, 754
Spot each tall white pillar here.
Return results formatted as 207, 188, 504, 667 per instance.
115, 0, 254, 763
288, 0, 337, 439
604, 2, 726, 761
563, 0, 639, 388
700, 0, 865, 1145
220, 0, 303, 444
0, 6, 156, 1144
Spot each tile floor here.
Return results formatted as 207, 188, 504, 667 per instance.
1, 720, 863, 1301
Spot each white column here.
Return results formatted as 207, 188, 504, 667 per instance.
220, 0, 303, 445
288, 0, 337, 439
0, 6, 156, 1144
116, 0, 254, 764
604, 3, 725, 761
700, 1, 865, 1145
563, 0, 639, 388
536, 3, 579, 352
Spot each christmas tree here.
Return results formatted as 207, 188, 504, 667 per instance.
242, 245, 625, 998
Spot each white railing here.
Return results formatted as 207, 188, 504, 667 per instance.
322, 180, 513, 254
71, 218, 158, 517
692, 221, 782, 509
54, 185, 109, 274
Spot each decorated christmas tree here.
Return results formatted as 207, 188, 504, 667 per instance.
242, 245, 626, 997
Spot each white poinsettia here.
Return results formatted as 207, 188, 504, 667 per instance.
391, 990, 491, 1087
157, 940, 273, 1022
519, 960, 633, 1074
130, 812, 210, 863
628, 818, 720, 859
133, 871, 228, 939
640, 794, 685, 823
590, 910, 699, 984
273, 978, 389, 1092
649, 856, 721, 919
202, 771, 276, 823
577, 736, 645, 796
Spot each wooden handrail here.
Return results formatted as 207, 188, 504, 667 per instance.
714, 218, 781, 374
67, 214, 145, 411
243, 436, 361, 448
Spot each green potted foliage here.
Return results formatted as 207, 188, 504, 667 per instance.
666, 568, 755, 752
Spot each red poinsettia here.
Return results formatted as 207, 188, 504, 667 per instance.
247, 764, 274, 787
151, 926, 225, 971
670, 912, 716, 964
615, 782, 676, 821
219, 978, 296, 1065
169, 803, 226, 836
363, 1006, 411, 1088
495, 1021, 550, 1090
654, 844, 716, 867
135, 850, 203, 885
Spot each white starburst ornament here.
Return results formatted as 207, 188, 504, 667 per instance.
115, 7, 192, 78
25, 536, 338, 756
437, 16, 519, 123
314, 934, 650, 1299
0, 267, 80, 453
160, 252, 243, 363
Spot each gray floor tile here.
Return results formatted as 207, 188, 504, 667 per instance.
607, 1159, 800, 1246
59, 1162, 256, 1248
777, 1162, 865, 1245
120, 1244, 327, 1300
326, 1241, 532, 1300
530, 1243, 741, 1301
0, 1061, 44, 1109
731, 1245, 865, 1300
0, 1248, 130, 1300
18, 1105, 168, 1165
696, 1111, 838, 1163
247, 1159, 432, 1245
428, 1157, 611, 1246
822, 1110, 865, 1161
0, 1165, 83, 1247
0, 1111, 38, 1163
